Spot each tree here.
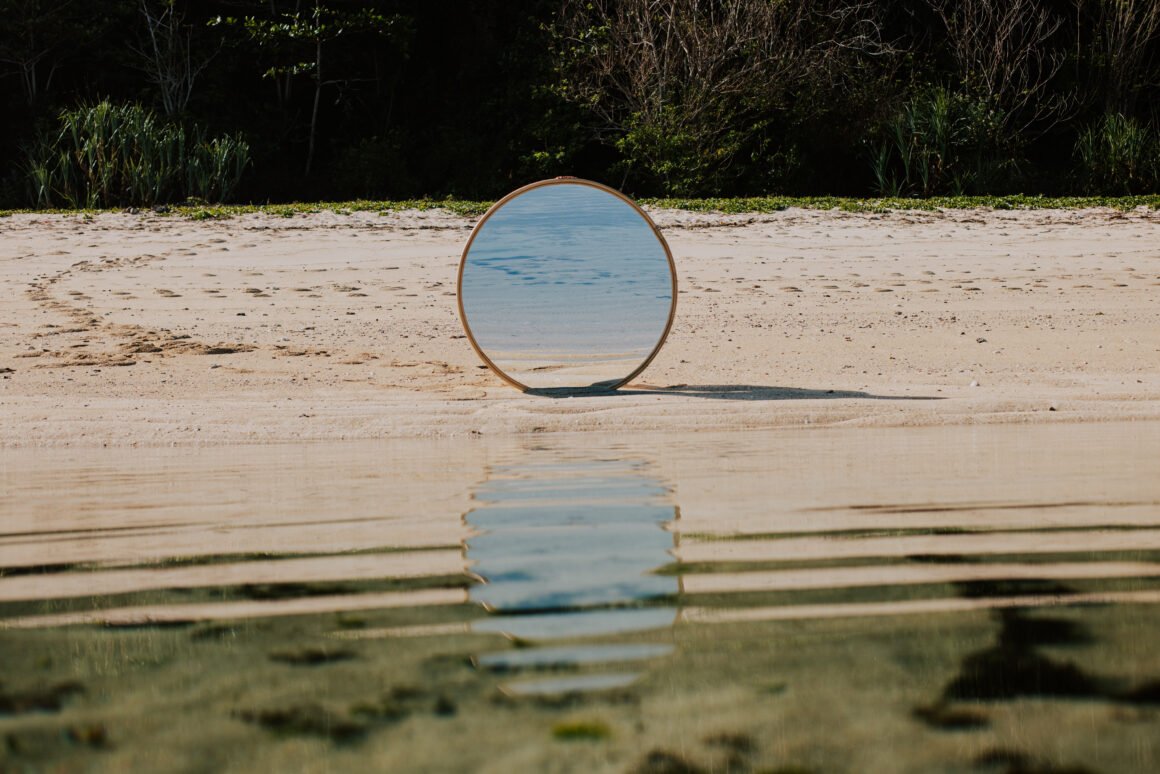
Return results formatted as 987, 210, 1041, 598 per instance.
213, 1, 407, 177
0, 0, 82, 106
133, 0, 220, 116
926, 0, 1071, 136
552, 0, 891, 194
1072, 0, 1160, 114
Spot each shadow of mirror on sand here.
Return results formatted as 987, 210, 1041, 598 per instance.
527, 383, 945, 401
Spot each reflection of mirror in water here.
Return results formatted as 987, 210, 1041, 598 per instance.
465, 457, 677, 696
459, 180, 675, 391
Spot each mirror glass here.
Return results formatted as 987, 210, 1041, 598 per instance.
458, 179, 675, 392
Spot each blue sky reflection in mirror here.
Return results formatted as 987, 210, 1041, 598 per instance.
459, 180, 675, 391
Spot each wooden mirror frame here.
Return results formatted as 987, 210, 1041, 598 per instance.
456, 178, 678, 393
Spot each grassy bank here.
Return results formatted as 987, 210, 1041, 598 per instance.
2, 194, 1159, 221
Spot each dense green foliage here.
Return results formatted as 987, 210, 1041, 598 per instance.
870, 88, 1014, 197
1075, 113, 1160, 194
25, 102, 249, 207
1, 0, 1158, 205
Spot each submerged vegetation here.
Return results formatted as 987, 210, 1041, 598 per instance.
0, 1, 1158, 204
551, 719, 612, 740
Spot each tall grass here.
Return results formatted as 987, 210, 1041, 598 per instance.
24, 101, 250, 208
870, 88, 1015, 197
1076, 114, 1159, 195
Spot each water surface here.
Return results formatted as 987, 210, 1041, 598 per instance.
2, 422, 1159, 771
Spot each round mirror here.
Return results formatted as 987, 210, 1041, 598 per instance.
458, 178, 676, 393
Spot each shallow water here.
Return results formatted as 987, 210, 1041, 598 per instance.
2, 422, 1159, 772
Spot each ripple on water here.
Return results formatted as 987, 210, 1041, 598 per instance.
1, 423, 1159, 770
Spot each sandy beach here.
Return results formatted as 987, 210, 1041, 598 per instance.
3, 207, 1160, 770
2, 206, 1158, 447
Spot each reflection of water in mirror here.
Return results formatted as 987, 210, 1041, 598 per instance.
465, 458, 677, 696
460, 182, 673, 389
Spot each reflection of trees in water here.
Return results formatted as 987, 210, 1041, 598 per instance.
464, 457, 677, 695
915, 579, 1160, 733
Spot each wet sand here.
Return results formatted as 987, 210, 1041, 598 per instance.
1, 206, 1158, 446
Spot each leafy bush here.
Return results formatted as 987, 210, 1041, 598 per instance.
1075, 113, 1159, 195
24, 101, 250, 208
870, 87, 1020, 197
611, 107, 755, 196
